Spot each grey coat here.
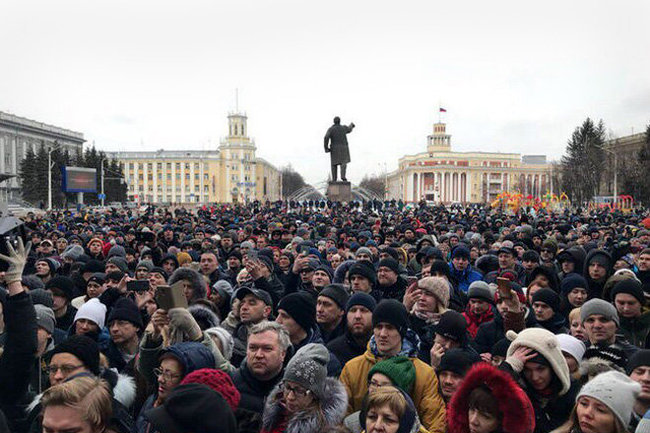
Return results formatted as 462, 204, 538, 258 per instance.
324, 123, 354, 165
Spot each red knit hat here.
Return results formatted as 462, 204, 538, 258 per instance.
180, 368, 241, 411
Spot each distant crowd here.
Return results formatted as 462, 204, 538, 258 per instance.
0, 200, 649, 433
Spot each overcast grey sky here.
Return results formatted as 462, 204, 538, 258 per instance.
2, 0, 649, 186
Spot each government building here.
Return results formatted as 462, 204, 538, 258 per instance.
386, 120, 552, 203
109, 111, 281, 204
0, 111, 85, 201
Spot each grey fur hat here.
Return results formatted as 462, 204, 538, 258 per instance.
205, 326, 234, 361
283, 343, 329, 399
61, 244, 85, 262
168, 268, 207, 302
188, 304, 220, 330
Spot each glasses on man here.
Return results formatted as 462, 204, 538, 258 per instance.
280, 381, 310, 398
46, 364, 84, 375
154, 367, 181, 382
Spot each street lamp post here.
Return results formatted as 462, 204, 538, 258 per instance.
47, 141, 61, 211
603, 148, 617, 204
100, 158, 105, 206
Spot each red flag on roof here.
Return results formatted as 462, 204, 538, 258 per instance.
439, 107, 447, 112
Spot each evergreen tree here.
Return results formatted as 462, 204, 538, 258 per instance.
561, 118, 606, 203
19, 147, 38, 203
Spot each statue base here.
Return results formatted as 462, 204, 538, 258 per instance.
327, 181, 352, 202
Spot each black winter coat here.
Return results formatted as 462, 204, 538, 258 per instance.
327, 329, 369, 366
0, 291, 37, 433
473, 308, 538, 354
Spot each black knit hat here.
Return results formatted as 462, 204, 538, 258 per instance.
626, 349, 650, 375
372, 299, 409, 337
377, 258, 399, 275
319, 284, 349, 310
107, 297, 143, 329
437, 348, 473, 376
48, 335, 100, 375
46, 276, 76, 301
348, 261, 377, 285
314, 264, 334, 281
611, 279, 645, 305
433, 311, 468, 343
346, 292, 377, 313
277, 292, 317, 332
531, 287, 561, 312
150, 267, 169, 281
145, 383, 236, 433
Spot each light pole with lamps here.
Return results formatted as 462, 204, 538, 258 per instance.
603, 147, 617, 204
100, 158, 106, 207
47, 141, 61, 211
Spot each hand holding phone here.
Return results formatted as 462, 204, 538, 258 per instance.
155, 282, 188, 310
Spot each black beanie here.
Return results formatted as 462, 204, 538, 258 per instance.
257, 255, 274, 272
46, 276, 76, 301
491, 338, 511, 358
107, 298, 143, 329
348, 261, 377, 285
531, 287, 561, 313
433, 311, 468, 343
346, 292, 377, 313
48, 335, 100, 375
372, 299, 409, 337
626, 349, 650, 375
277, 292, 316, 332
377, 258, 399, 275
437, 348, 473, 376
319, 284, 350, 310
611, 279, 645, 305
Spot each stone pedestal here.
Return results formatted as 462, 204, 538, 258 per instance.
327, 181, 352, 202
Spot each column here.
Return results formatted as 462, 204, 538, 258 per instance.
171, 161, 176, 204
152, 162, 158, 203
456, 172, 460, 202
0, 136, 5, 174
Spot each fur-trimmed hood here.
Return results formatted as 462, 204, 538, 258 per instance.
168, 267, 207, 302
27, 368, 136, 414
262, 377, 348, 433
448, 363, 535, 433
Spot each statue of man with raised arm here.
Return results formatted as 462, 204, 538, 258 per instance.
324, 116, 355, 182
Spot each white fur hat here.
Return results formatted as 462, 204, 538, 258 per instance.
506, 328, 571, 395
417, 276, 450, 312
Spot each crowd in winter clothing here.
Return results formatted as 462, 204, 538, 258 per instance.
0, 200, 649, 433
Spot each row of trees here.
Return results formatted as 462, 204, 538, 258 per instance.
560, 118, 650, 205
19, 145, 127, 208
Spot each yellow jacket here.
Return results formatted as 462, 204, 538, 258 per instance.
340, 348, 446, 433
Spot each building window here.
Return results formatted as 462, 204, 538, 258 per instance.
194, 163, 199, 171
129, 163, 134, 170
167, 174, 171, 180
176, 163, 181, 170
185, 163, 190, 170
157, 163, 162, 170
167, 163, 172, 170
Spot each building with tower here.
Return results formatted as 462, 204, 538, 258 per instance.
386, 120, 552, 203
109, 111, 281, 204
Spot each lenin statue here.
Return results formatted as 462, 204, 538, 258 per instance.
324, 116, 355, 182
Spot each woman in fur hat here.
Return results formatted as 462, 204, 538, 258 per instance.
448, 363, 535, 433
261, 343, 347, 433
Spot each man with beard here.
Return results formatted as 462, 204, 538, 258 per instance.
328, 293, 376, 364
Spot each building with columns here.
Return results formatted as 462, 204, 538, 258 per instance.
386, 121, 552, 203
0, 111, 85, 201
109, 111, 281, 204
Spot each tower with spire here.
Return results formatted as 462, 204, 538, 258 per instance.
427, 122, 451, 153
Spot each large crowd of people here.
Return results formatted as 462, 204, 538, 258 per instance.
0, 200, 649, 433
